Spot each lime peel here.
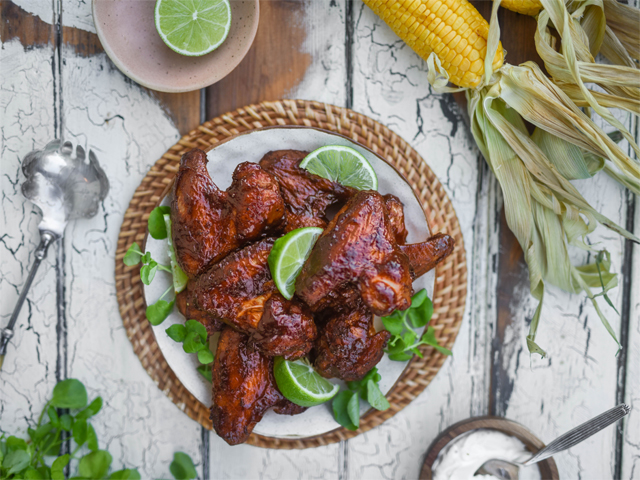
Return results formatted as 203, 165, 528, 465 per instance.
274, 357, 339, 407
155, 0, 232, 57
299, 145, 378, 191
268, 227, 323, 300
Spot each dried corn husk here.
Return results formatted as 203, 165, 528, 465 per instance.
428, 0, 640, 355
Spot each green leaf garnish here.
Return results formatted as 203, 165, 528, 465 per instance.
148, 206, 171, 240
169, 451, 198, 480
366, 379, 390, 411
51, 379, 88, 409
146, 299, 175, 326
197, 349, 214, 365
197, 364, 213, 383
166, 324, 187, 342
123, 243, 144, 266
382, 288, 450, 361
332, 390, 358, 431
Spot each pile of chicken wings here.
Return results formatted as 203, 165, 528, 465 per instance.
169, 148, 454, 445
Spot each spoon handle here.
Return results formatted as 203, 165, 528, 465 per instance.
0, 231, 56, 370
523, 404, 631, 466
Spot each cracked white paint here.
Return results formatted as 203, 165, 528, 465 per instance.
0, 38, 59, 437
13, 0, 96, 33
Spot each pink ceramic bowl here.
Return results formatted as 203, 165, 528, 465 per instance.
92, 0, 259, 93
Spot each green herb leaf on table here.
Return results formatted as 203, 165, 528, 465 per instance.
78, 450, 113, 479
148, 206, 171, 240
87, 424, 99, 451
109, 468, 142, 480
72, 418, 88, 447
169, 451, 198, 480
51, 379, 88, 409
146, 299, 175, 326
3, 449, 31, 475
76, 396, 103, 421
51, 454, 70, 480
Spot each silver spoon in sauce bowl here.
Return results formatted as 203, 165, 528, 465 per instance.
0, 140, 109, 370
476, 404, 631, 480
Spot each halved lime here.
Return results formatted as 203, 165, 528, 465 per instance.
299, 145, 378, 191
273, 357, 339, 407
155, 0, 231, 57
268, 227, 323, 300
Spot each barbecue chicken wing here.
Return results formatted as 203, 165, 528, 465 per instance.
400, 233, 455, 278
175, 288, 223, 335
249, 293, 317, 361
296, 191, 455, 316
259, 150, 355, 232
314, 300, 391, 381
171, 149, 285, 277
295, 191, 413, 316
211, 328, 306, 445
189, 238, 317, 358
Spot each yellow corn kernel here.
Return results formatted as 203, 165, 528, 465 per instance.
496, 0, 542, 16
364, 0, 504, 88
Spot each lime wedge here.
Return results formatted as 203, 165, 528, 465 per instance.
273, 357, 339, 407
154, 0, 231, 57
164, 214, 189, 293
268, 227, 323, 300
299, 145, 378, 191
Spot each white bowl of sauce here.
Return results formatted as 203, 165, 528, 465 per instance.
420, 417, 559, 480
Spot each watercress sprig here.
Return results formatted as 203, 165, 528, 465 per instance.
382, 289, 452, 361
123, 206, 188, 327
0, 379, 197, 480
166, 320, 215, 365
332, 367, 389, 431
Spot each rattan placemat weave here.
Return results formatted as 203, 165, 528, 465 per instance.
115, 100, 467, 449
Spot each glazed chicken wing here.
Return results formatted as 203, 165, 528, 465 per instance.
259, 150, 355, 232
190, 238, 317, 358
175, 288, 224, 336
295, 191, 413, 316
296, 191, 455, 316
314, 300, 391, 381
171, 149, 285, 277
211, 328, 306, 446
249, 292, 317, 361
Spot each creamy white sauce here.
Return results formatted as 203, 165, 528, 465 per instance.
432, 429, 541, 480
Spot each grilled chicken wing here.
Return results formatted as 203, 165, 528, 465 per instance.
171, 149, 285, 277
384, 194, 408, 245
259, 150, 355, 232
175, 288, 224, 335
190, 238, 317, 358
190, 238, 276, 332
296, 191, 413, 316
211, 328, 305, 446
314, 300, 391, 381
296, 191, 455, 315
249, 293, 317, 361
400, 233, 455, 278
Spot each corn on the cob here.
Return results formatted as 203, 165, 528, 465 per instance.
363, 0, 504, 88
496, 0, 542, 16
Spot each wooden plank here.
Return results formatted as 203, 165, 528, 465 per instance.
56, 1, 203, 476
0, 0, 60, 442
346, 2, 499, 477
206, 0, 348, 118
622, 191, 638, 480
207, 1, 348, 475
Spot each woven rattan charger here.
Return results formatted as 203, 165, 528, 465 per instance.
115, 100, 468, 449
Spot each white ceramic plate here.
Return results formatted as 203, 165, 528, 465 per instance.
143, 127, 435, 439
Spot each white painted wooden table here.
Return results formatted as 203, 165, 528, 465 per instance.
1, 1, 638, 478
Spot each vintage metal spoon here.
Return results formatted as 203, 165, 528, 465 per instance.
0, 140, 109, 370
476, 404, 631, 480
